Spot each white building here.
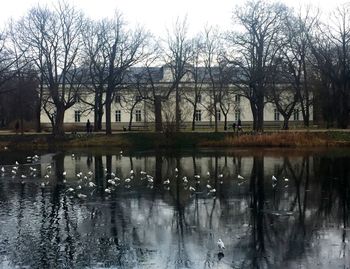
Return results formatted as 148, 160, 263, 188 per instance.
40, 65, 310, 131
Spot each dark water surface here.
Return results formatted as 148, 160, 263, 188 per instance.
0, 148, 350, 269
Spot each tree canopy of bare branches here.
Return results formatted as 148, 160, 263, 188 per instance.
228, 0, 288, 131
83, 12, 149, 135
14, 2, 86, 136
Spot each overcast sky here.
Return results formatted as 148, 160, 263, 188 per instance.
0, 0, 349, 37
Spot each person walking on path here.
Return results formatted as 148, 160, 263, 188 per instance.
232, 122, 236, 133
86, 119, 91, 134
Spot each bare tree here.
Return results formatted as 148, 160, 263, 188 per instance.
82, 13, 149, 135
282, 7, 318, 127
15, 2, 86, 136
122, 49, 164, 132
0, 27, 26, 95
202, 27, 233, 132
0, 26, 26, 127
0, 69, 38, 130
7, 18, 43, 132
202, 27, 221, 132
311, 4, 350, 128
163, 18, 193, 132
267, 62, 299, 130
119, 84, 144, 131
228, 0, 288, 132
181, 35, 206, 131
81, 19, 107, 131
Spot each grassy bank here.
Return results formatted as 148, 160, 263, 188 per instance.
0, 130, 350, 151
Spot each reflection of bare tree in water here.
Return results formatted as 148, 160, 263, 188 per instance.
173, 157, 191, 268
13, 183, 25, 265
86, 154, 93, 169
285, 157, 309, 230
234, 155, 269, 268
317, 156, 350, 259
109, 200, 121, 254
192, 153, 201, 231
249, 155, 269, 268
154, 152, 163, 190
45, 183, 76, 267
94, 155, 104, 186
106, 154, 112, 180
208, 154, 219, 229
52, 154, 79, 267
144, 151, 163, 224
7, 149, 350, 268
54, 153, 65, 184
232, 154, 242, 176
282, 156, 313, 262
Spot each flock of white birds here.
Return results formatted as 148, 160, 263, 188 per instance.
0, 152, 292, 257
0, 153, 290, 204
0, 153, 290, 203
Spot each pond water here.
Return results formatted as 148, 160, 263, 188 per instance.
0, 147, 350, 269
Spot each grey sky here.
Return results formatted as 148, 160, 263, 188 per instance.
0, 0, 349, 37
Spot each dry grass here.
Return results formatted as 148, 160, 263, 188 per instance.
199, 132, 344, 147
1, 131, 350, 151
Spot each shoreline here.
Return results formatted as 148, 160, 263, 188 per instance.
0, 130, 350, 151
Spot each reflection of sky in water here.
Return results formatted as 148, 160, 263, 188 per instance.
0, 149, 349, 268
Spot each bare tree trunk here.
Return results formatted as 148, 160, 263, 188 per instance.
339, 91, 349, 128
257, 93, 264, 132
35, 81, 43, 133
175, 86, 181, 132
250, 100, 258, 131
283, 116, 289, 130
301, 56, 310, 127
53, 103, 65, 136
128, 115, 133, 131
154, 95, 162, 132
94, 91, 103, 131
214, 104, 218, 133
128, 102, 138, 131
192, 103, 197, 131
105, 90, 112, 135
224, 114, 228, 131
35, 103, 42, 133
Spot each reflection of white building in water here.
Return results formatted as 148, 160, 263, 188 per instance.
40, 65, 312, 131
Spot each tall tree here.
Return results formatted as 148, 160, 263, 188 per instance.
163, 18, 193, 132
182, 35, 206, 131
83, 13, 149, 135
0, 28, 25, 95
15, 2, 86, 136
202, 27, 224, 132
229, 0, 287, 131
282, 7, 318, 127
311, 4, 350, 128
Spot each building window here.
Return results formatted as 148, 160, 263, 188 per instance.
115, 95, 121, 103
195, 110, 202, 122
136, 95, 142, 102
234, 95, 240, 103
115, 110, 121, 122
74, 111, 81, 122
196, 94, 202, 103
235, 109, 241, 121
135, 110, 142, 122
293, 109, 299, 121
216, 110, 221, 121
274, 109, 280, 121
